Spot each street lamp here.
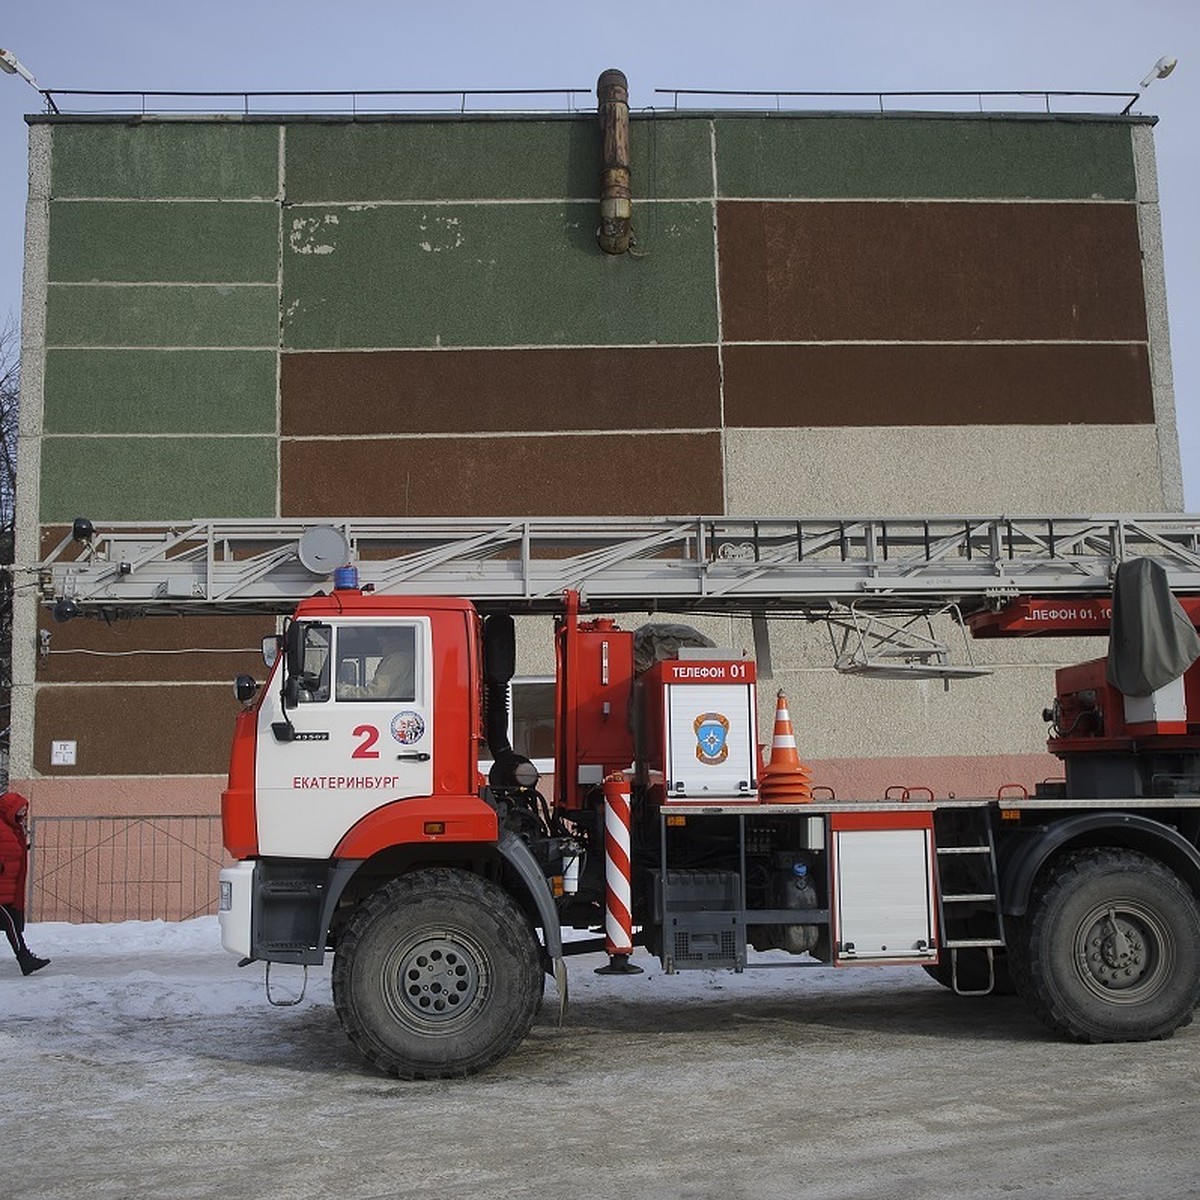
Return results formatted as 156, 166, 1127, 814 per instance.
1123, 55, 1178, 114
1140, 55, 1178, 90
0, 48, 57, 112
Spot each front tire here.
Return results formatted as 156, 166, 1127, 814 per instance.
333, 868, 543, 1079
1021, 848, 1200, 1042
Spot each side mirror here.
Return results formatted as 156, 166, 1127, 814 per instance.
233, 674, 259, 704
285, 621, 304, 676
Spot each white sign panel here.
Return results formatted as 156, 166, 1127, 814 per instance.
664, 682, 756, 798
51, 740, 77, 766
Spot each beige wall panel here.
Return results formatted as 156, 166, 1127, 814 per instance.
514, 613, 1075, 767
758, 665, 1062, 761
725, 426, 1166, 516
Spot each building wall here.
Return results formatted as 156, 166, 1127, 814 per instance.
12, 109, 1180, 815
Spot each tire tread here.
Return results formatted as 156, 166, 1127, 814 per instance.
332, 868, 542, 1079
1022, 847, 1200, 1043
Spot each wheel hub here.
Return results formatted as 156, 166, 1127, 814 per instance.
1077, 903, 1167, 1000
1095, 925, 1142, 974
395, 936, 481, 1023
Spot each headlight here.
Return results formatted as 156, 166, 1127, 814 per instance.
219, 879, 233, 912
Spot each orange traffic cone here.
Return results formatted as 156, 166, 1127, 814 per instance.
758, 690, 814, 803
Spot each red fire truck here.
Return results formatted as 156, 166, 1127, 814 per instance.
38, 516, 1200, 1077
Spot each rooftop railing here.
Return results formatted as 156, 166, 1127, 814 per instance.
29, 85, 1146, 118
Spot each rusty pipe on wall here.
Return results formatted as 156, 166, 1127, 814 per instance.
597, 68, 632, 255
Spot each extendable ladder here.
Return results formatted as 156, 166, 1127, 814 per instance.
30, 513, 1200, 618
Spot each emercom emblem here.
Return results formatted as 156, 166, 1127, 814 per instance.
694, 712, 731, 764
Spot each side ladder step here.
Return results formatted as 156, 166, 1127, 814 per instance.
948, 946, 1001, 996
932, 808, 1006, 972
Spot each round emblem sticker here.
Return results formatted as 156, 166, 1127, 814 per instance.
694, 712, 730, 765
390, 710, 426, 745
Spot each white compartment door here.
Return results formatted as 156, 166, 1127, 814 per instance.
834, 827, 936, 961
664, 682, 756, 798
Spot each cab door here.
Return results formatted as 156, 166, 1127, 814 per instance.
255, 618, 435, 857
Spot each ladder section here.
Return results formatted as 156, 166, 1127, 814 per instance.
932, 806, 1006, 996
31, 513, 1200, 617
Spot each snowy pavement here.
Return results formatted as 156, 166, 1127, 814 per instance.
2, 918, 1198, 1199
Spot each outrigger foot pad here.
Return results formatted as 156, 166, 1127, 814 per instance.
594, 954, 643, 975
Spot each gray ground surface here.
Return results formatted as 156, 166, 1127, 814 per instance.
2, 922, 1198, 1200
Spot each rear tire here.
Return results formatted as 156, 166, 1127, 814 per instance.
1021, 848, 1200, 1042
333, 868, 543, 1079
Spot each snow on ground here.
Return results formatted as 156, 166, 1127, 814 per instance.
0, 915, 928, 1026
2, 920, 1198, 1200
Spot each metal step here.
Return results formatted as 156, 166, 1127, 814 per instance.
932, 806, 1006, 960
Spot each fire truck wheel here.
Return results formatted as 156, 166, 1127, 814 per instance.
332, 868, 543, 1079
1022, 848, 1200, 1042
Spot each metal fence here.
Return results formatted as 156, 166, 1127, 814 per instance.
27, 815, 228, 923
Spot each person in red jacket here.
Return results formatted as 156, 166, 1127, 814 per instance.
1, 791, 50, 975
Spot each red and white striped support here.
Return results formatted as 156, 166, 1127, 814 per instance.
596, 773, 642, 974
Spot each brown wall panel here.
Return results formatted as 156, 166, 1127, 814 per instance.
34, 685, 239, 776
719, 201, 1148, 343
40, 525, 88, 560
281, 347, 722, 436
38, 614, 275, 683
282, 433, 724, 516
723, 343, 1153, 427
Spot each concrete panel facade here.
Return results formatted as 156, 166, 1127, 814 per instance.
11, 106, 1180, 816
725, 426, 1167, 515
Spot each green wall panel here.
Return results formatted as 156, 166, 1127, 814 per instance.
40, 437, 277, 522
47, 285, 280, 348
630, 118, 714, 198
282, 202, 716, 349
44, 350, 277, 434
284, 118, 711, 201
50, 122, 279, 199
714, 117, 1137, 199
48, 201, 280, 283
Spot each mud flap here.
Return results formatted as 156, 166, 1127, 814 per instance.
497, 828, 569, 1022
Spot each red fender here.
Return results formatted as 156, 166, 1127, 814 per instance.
334, 795, 498, 859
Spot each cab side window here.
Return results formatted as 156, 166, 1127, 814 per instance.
336, 625, 417, 702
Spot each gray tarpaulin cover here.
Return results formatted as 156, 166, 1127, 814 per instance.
633, 624, 715, 675
1106, 557, 1200, 697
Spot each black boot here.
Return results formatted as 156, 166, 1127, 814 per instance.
17, 949, 50, 976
